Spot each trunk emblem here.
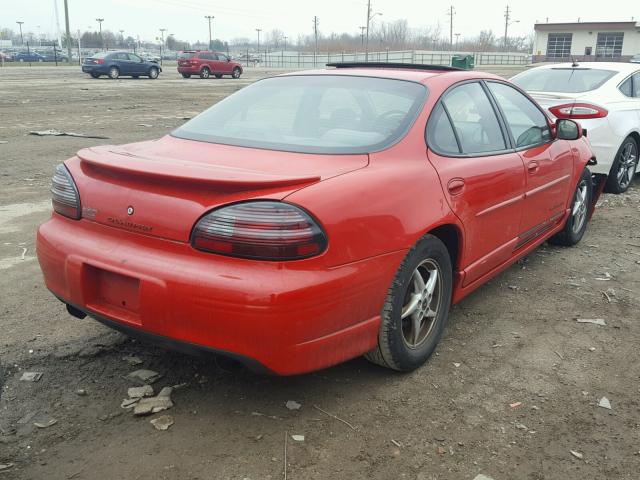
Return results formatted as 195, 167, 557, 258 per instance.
127, 206, 134, 215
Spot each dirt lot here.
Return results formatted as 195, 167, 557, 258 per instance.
0, 65, 639, 480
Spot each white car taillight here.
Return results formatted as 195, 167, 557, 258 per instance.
191, 201, 327, 260
549, 103, 608, 120
51, 163, 81, 219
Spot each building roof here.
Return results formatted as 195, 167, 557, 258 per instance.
534, 21, 639, 32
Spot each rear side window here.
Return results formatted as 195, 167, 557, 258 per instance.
633, 73, 640, 97
619, 77, 633, 97
512, 68, 616, 93
178, 52, 196, 59
442, 82, 506, 154
487, 82, 551, 148
113, 52, 127, 60
427, 103, 460, 155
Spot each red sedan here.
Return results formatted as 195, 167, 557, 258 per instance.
37, 63, 598, 375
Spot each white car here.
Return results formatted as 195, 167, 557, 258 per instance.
511, 62, 640, 193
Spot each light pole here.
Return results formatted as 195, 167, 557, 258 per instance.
455, 33, 461, 50
16, 21, 24, 45
63, 0, 72, 61
205, 15, 214, 50
364, 1, 382, 62
255, 28, 261, 64
119, 29, 124, 48
159, 28, 166, 66
359, 26, 366, 48
96, 18, 104, 50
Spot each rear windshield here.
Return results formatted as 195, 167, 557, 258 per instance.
178, 52, 197, 59
172, 75, 428, 154
512, 68, 616, 93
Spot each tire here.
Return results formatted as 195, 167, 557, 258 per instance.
604, 136, 638, 194
214, 73, 223, 79
232, 67, 242, 79
548, 168, 592, 247
199, 67, 210, 79
365, 234, 453, 371
181, 73, 191, 78
90, 73, 100, 79
108, 66, 120, 79
148, 67, 159, 79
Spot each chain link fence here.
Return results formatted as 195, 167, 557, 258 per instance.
249, 50, 531, 68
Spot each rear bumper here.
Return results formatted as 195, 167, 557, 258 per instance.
37, 214, 403, 375
177, 66, 200, 74
575, 119, 620, 176
82, 65, 108, 74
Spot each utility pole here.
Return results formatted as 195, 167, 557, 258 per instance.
16, 21, 24, 45
62, 0, 72, 60
503, 5, 519, 50
96, 18, 104, 50
446, 6, 455, 50
77, 29, 82, 65
205, 15, 214, 50
159, 28, 166, 66
359, 26, 366, 47
313, 16, 319, 67
365, 0, 371, 61
455, 32, 460, 49
119, 29, 124, 48
364, 1, 381, 62
283, 36, 287, 51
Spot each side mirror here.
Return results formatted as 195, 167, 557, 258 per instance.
556, 119, 582, 140
226, 57, 230, 62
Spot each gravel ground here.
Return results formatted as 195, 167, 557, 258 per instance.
0, 65, 639, 480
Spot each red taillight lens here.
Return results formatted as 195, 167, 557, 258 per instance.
549, 103, 608, 119
96, 58, 105, 64
192, 201, 327, 260
51, 163, 81, 220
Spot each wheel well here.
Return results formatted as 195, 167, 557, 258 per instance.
201, 65, 210, 71
629, 131, 640, 149
428, 224, 461, 271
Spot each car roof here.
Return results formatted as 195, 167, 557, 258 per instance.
527, 62, 640, 73
280, 66, 502, 85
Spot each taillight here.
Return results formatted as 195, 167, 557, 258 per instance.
191, 201, 327, 260
51, 163, 81, 220
96, 58, 105, 64
549, 103, 608, 119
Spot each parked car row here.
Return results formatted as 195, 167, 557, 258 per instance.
40, 61, 630, 376
1, 49, 69, 62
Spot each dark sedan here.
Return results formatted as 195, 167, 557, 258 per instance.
82, 51, 161, 79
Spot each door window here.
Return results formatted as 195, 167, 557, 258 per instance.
442, 82, 506, 154
487, 82, 551, 148
127, 53, 142, 62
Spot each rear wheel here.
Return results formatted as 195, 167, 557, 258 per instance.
148, 67, 159, 79
181, 73, 191, 78
605, 136, 638, 194
199, 67, 210, 79
548, 168, 592, 246
108, 66, 120, 79
232, 67, 242, 79
365, 234, 452, 371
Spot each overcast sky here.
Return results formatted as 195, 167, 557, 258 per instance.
3, 0, 638, 44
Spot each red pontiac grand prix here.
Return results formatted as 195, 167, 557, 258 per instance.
37, 63, 598, 375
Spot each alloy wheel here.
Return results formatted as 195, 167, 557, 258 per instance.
616, 141, 637, 190
401, 259, 442, 348
571, 179, 589, 234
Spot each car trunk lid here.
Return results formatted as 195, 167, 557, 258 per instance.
66, 135, 368, 242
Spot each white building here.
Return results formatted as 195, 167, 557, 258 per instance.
533, 21, 640, 62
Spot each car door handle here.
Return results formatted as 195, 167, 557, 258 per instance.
527, 161, 540, 174
447, 178, 465, 195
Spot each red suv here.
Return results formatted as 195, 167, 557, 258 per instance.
177, 50, 243, 79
